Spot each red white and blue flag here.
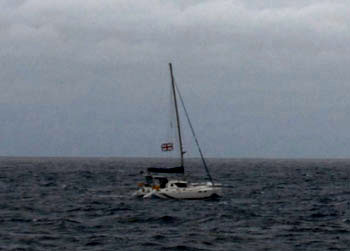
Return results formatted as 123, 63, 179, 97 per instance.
161, 142, 174, 152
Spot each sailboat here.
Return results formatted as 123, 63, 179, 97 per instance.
133, 63, 222, 199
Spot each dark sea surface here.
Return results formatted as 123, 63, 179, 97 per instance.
1, 157, 350, 250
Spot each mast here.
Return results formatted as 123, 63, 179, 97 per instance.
169, 63, 185, 167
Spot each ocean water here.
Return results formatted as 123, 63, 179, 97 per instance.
0, 157, 350, 250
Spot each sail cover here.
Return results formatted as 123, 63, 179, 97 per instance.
147, 166, 184, 173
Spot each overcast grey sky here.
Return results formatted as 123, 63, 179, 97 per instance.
1, 0, 350, 158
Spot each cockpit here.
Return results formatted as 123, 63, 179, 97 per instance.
144, 175, 169, 188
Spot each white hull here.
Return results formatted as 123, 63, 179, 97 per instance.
133, 180, 222, 200
155, 185, 222, 199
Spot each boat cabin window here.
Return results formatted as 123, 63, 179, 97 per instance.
175, 182, 187, 188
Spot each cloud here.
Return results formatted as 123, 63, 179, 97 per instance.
0, 0, 349, 157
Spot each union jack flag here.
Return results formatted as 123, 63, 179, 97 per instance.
161, 142, 174, 151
